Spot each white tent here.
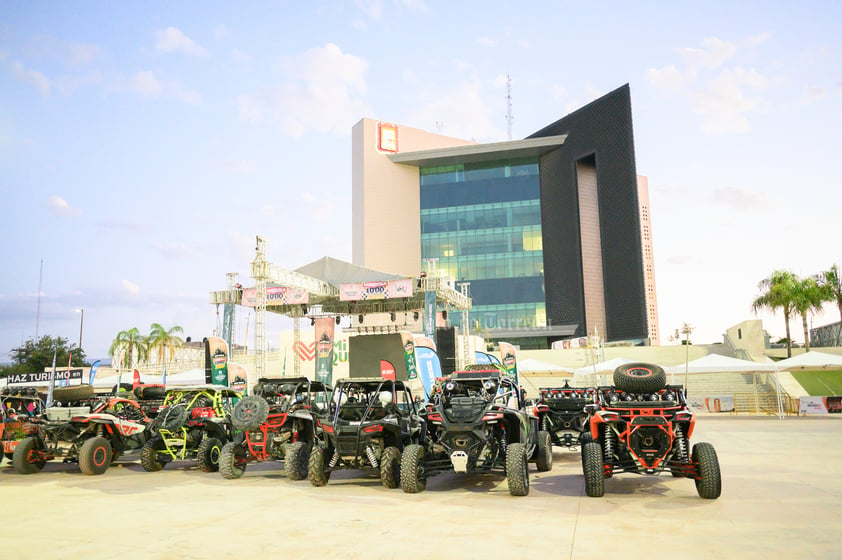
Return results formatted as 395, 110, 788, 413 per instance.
572, 357, 632, 376
518, 358, 573, 374
774, 351, 842, 370
664, 354, 775, 375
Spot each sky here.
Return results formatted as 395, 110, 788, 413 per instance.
1, 1, 841, 363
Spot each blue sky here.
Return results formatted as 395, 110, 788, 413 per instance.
1, 1, 840, 362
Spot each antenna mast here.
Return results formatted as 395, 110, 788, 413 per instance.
505, 73, 514, 141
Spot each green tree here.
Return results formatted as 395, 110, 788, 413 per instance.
819, 264, 842, 345
791, 276, 826, 352
109, 327, 148, 370
753, 270, 798, 357
1, 335, 87, 376
148, 323, 184, 369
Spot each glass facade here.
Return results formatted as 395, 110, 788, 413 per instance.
420, 158, 546, 335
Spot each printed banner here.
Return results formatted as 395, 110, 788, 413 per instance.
415, 347, 442, 399
424, 290, 436, 338
222, 303, 235, 351
799, 396, 842, 415
380, 360, 396, 380
88, 360, 100, 385
339, 279, 414, 301
241, 286, 309, 307
314, 318, 336, 385
7, 368, 84, 385
415, 336, 436, 351
400, 331, 419, 381
498, 341, 519, 385
205, 336, 229, 386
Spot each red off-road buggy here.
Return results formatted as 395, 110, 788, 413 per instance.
1, 387, 45, 462
12, 385, 153, 475
218, 377, 331, 480
582, 363, 722, 499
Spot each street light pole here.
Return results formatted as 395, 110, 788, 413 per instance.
77, 308, 84, 351
681, 322, 693, 390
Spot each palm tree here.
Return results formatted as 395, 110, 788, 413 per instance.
791, 276, 825, 351
819, 264, 842, 345
752, 270, 798, 357
148, 323, 184, 370
109, 327, 148, 370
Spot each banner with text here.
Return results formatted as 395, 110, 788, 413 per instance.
340, 279, 414, 301
498, 342, 519, 386
241, 286, 309, 307
314, 318, 336, 385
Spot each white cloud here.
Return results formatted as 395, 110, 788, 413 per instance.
551, 84, 566, 100
46, 196, 82, 217
356, 0, 383, 19
477, 37, 496, 48
801, 85, 826, 103
154, 27, 208, 57
1, 54, 52, 96
237, 43, 370, 136
692, 68, 768, 134
213, 24, 230, 39
122, 280, 140, 295
153, 242, 196, 259
398, 0, 428, 11
516, 39, 530, 49
128, 71, 163, 97
745, 32, 772, 47
711, 187, 768, 212
645, 65, 695, 94
406, 78, 505, 141
677, 37, 736, 70
231, 49, 251, 63
221, 159, 257, 175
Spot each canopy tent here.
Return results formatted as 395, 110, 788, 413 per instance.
774, 351, 842, 370
664, 354, 775, 375
572, 357, 632, 376
517, 358, 574, 374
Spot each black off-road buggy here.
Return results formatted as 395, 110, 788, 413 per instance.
583, 362, 722, 499
218, 377, 331, 480
11, 385, 153, 475
533, 381, 596, 448
308, 378, 423, 488
401, 369, 553, 497
140, 385, 240, 473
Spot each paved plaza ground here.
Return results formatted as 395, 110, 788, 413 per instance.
1, 415, 840, 560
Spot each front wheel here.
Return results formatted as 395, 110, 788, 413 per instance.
380, 446, 401, 489
284, 441, 310, 481
219, 442, 247, 479
197, 437, 223, 473
400, 444, 426, 494
308, 444, 331, 487
140, 437, 167, 472
12, 437, 46, 474
535, 430, 553, 472
693, 442, 722, 499
506, 443, 529, 496
79, 436, 113, 475
582, 442, 605, 497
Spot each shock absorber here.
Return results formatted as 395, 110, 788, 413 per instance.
674, 424, 689, 462
365, 445, 379, 468
329, 450, 340, 468
604, 428, 615, 461
541, 415, 552, 432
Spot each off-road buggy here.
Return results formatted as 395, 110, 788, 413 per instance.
533, 381, 596, 448
11, 384, 153, 475
131, 384, 167, 418
140, 385, 240, 473
1, 387, 45, 462
583, 362, 722, 499
218, 377, 331, 480
308, 378, 423, 488
401, 368, 553, 497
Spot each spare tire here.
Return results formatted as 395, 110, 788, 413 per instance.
156, 404, 188, 432
613, 363, 667, 394
53, 384, 95, 403
231, 396, 269, 431
135, 385, 166, 400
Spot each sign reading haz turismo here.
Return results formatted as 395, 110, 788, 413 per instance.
8, 369, 84, 385
339, 279, 414, 301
